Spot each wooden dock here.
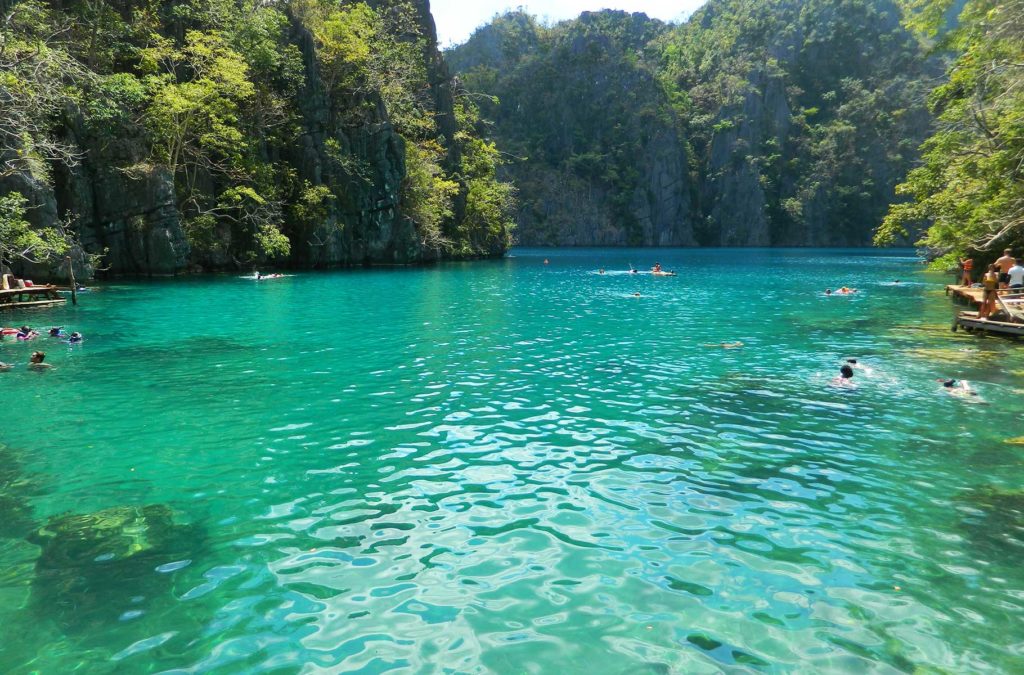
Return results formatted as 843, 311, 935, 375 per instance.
945, 284, 985, 305
0, 286, 67, 311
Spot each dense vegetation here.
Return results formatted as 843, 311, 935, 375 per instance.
877, 0, 1024, 267
0, 0, 515, 276
449, 0, 940, 246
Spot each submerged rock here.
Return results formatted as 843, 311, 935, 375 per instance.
28, 504, 199, 632
0, 445, 39, 539
955, 486, 1024, 557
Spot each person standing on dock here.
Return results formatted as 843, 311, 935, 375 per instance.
995, 249, 1015, 289
959, 257, 974, 286
1009, 259, 1024, 290
979, 264, 999, 318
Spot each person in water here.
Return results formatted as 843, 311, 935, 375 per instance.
825, 289, 833, 296
0, 360, 12, 371
48, 327, 65, 338
17, 326, 38, 340
832, 364, 855, 387
703, 341, 744, 349
652, 262, 662, 273
66, 332, 83, 344
598, 268, 605, 274
845, 358, 875, 376
29, 351, 52, 370
938, 378, 982, 401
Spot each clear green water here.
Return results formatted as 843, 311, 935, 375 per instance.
1, 248, 1023, 673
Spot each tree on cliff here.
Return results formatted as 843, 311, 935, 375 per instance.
0, 192, 70, 272
876, 0, 1024, 264
2, 0, 515, 274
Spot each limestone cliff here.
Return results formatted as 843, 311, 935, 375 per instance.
0, 0, 511, 279
449, 0, 939, 247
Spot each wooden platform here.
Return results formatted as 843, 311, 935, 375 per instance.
945, 284, 1024, 305
945, 284, 985, 305
0, 286, 67, 311
955, 311, 1024, 337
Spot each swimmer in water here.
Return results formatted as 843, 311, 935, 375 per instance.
938, 378, 984, 401
544, 259, 549, 265
703, 341, 744, 349
845, 358, 874, 376
598, 268, 605, 274
17, 326, 38, 340
0, 361, 12, 371
48, 327, 65, 338
825, 289, 832, 296
831, 364, 855, 388
66, 331, 83, 344
632, 292, 641, 297
29, 351, 53, 370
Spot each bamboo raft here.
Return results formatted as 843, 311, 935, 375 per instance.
0, 286, 67, 311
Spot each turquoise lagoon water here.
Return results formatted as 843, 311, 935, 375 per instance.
1, 248, 1023, 673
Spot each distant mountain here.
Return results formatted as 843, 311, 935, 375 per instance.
448, 0, 942, 246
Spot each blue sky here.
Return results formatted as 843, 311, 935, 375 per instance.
430, 0, 709, 47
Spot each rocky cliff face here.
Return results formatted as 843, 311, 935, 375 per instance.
451, 11, 695, 247
1, 0, 505, 280
449, 0, 938, 248
281, 21, 415, 269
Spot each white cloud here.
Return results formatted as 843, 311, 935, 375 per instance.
431, 0, 708, 48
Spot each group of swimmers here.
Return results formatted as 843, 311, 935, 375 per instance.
831, 358, 982, 401
0, 325, 83, 371
594, 262, 676, 276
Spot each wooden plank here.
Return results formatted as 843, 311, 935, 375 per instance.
0, 286, 61, 299
0, 299, 67, 310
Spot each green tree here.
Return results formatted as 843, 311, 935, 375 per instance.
0, 192, 69, 271
877, 0, 1024, 264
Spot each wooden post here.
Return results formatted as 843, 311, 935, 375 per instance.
66, 256, 78, 306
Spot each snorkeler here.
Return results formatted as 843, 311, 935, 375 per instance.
66, 332, 83, 344
48, 327, 65, 338
17, 326, 38, 340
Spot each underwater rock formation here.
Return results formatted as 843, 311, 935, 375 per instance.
28, 504, 199, 631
